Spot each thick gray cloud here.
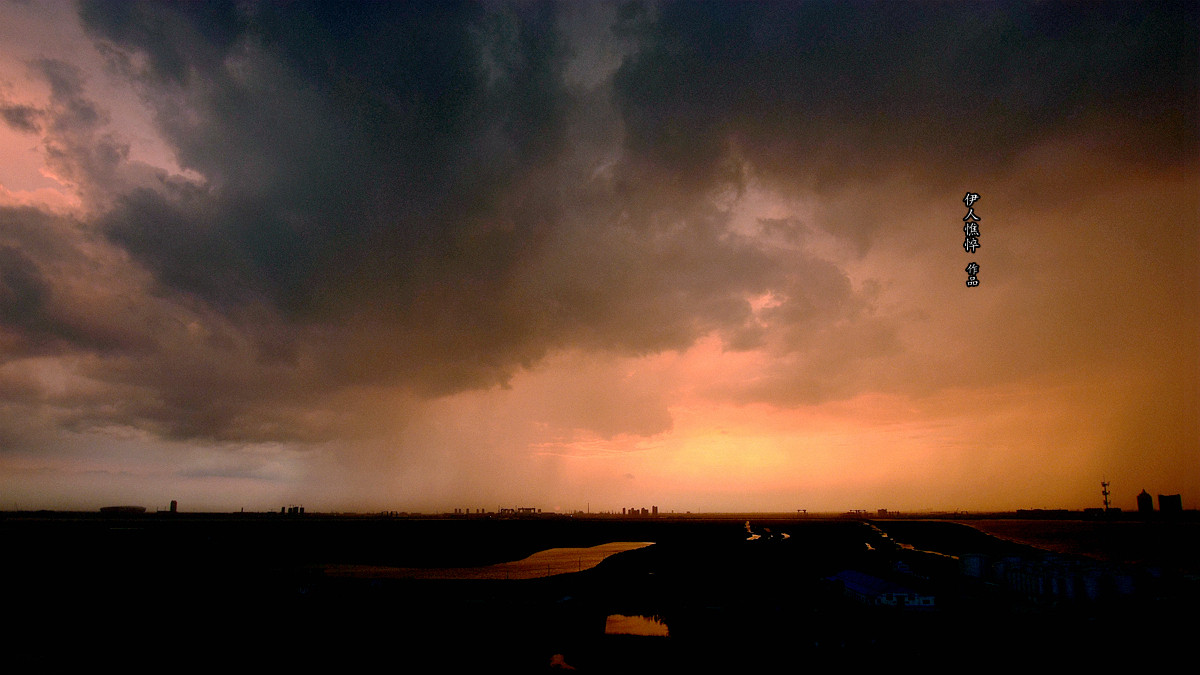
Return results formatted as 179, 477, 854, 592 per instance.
0, 243, 49, 336
0, 102, 41, 134
83, 0, 572, 315
0, 0, 1193, 448
0, 206, 152, 358
612, 1, 1198, 197
67, 2, 793, 411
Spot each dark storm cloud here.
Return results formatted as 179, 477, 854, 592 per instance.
68, 0, 784, 403
6, 0, 1180, 445
612, 0, 1199, 198
0, 206, 151, 358
0, 244, 49, 336
0, 102, 42, 134
83, 0, 570, 313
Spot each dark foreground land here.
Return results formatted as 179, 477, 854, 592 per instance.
3, 512, 1196, 671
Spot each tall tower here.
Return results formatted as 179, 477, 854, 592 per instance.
1101, 481, 1111, 512
1137, 490, 1153, 513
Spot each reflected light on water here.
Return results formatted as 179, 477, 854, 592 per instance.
605, 614, 669, 637
323, 541, 654, 580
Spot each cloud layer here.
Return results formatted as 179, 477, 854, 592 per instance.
0, 1, 1195, 511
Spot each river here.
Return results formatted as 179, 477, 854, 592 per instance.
321, 540, 654, 580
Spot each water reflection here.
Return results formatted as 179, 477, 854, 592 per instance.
323, 541, 654, 580
605, 613, 669, 637
745, 521, 760, 540
745, 521, 789, 541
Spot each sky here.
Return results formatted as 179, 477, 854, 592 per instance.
0, 0, 1196, 514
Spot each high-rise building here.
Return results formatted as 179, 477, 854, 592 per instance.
1137, 490, 1153, 513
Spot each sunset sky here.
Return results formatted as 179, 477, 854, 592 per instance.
0, 0, 1196, 513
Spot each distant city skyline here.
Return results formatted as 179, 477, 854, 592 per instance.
0, 1, 1196, 513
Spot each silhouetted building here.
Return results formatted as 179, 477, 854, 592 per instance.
170, 500, 177, 513
1137, 490, 1153, 513
1158, 494, 1182, 514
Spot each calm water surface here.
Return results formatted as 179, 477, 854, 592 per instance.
604, 614, 669, 636
323, 541, 654, 580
